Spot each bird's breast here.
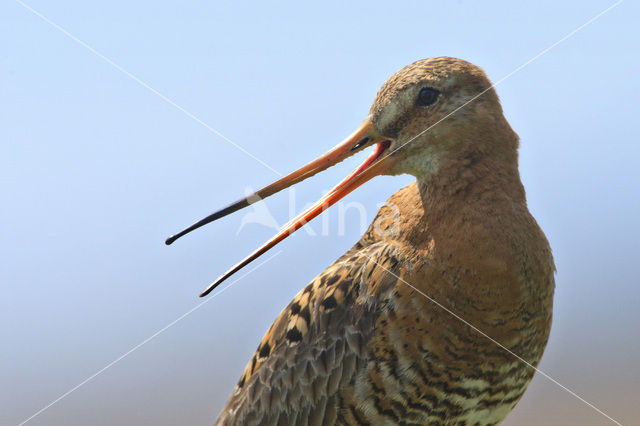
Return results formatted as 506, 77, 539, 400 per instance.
341, 196, 554, 425
343, 264, 551, 425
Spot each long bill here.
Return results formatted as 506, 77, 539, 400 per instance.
165, 118, 395, 297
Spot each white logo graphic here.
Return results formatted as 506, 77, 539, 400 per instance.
235, 188, 280, 235
235, 186, 401, 239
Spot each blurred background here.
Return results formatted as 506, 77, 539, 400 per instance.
2, 1, 638, 425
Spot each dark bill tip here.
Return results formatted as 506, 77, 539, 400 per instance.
165, 198, 252, 246
165, 234, 181, 246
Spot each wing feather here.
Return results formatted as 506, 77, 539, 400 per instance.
215, 241, 406, 425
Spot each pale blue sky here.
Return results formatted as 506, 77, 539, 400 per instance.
2, 1, 639, 425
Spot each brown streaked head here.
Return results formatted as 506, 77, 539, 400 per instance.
166, 57, 518, 296
369, 57, 517, 179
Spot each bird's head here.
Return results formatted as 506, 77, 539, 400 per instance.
167, 57, 517, 296
368, 57, 513, 180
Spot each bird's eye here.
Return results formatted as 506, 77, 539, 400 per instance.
417, 87, 440, 107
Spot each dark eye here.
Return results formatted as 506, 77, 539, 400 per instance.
417, 87, 440, 107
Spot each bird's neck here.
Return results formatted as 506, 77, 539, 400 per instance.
411, 152, 534, 292
416, 152, 526, 219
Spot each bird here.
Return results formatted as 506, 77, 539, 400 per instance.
166, 57, 555, 425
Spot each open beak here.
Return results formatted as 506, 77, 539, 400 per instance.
166, 118, 395, 297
